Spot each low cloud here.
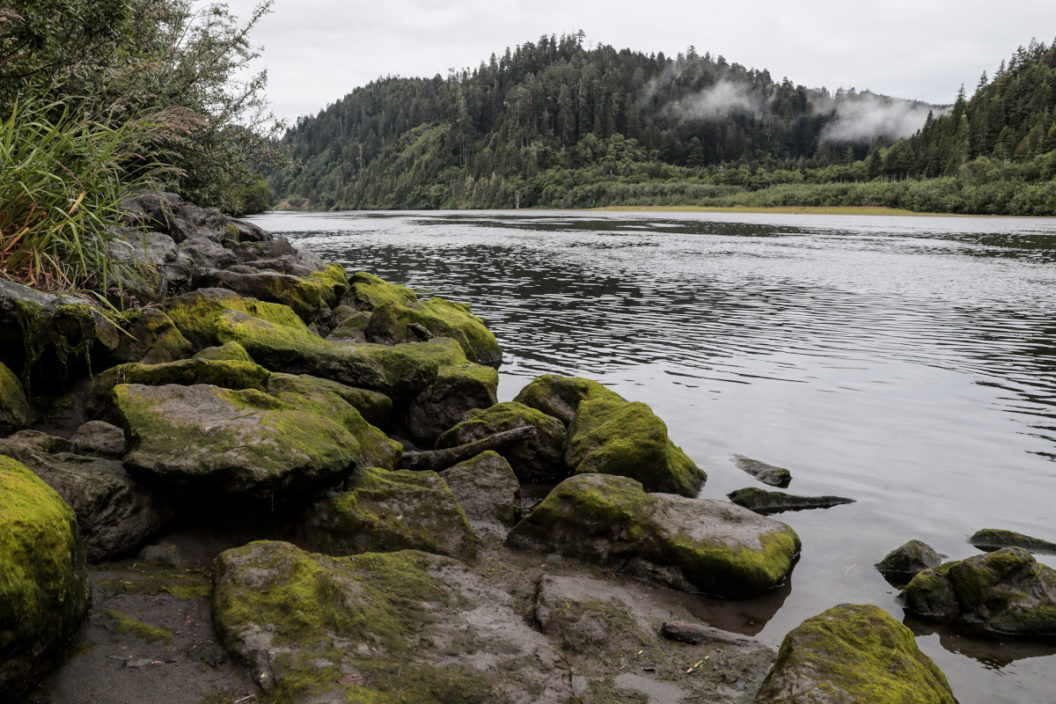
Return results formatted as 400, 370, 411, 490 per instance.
666, 80, 765, 120
815, 90, 947, 143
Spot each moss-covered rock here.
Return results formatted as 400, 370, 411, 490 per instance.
326, 305, 371, 342
405, 362, 498, 442
303, 466, 477, 561
0, 360, 33, 432
753, 604, 955, 704
115, 383, 364, 498
196, 263, 347, 324
212, 541, 569, 703
0, 455, 91, 699
440, 451, 521, 533
193, 341, 254, 362
512, 374, 622, 426
110, 307, 194, 365
507, 473, 800, 598
900, 547, 1056, 636
970, 528, 1056, 554
733, 455, 793, 488
161, 288, 307, 349
875, 540, 943, 586
566, 397, 706, 497
352, 272, 503, 367
727, 487, 855, 514
266, 372, 394, 430
436, 401, 568, 483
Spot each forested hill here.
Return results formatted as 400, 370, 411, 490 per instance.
270, 33, 942, 210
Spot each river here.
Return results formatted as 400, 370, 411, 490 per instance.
246, 209, 1056, 704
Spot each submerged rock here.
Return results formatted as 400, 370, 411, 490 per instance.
900, 547, 1056, 636
507, 473, 800, 598
753, 604, 956, 704
513, 373, 622, 426
303, 466, 477, 561
733, 455, 792, 488
440, 451, 521, 534
970, 528, 1056, 554
875, 539, 943, 585
0, 455, 91, 699
212, 541, 569, 703
727, 487, 855, 514
437, 401, 567, 483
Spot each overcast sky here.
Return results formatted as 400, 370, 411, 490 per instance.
220, 0, 1056, 124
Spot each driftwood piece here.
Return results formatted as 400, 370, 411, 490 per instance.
660, 620, 761, 648
399, 426, 535, 471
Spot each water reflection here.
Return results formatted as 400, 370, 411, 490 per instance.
906, 616, 1056, 668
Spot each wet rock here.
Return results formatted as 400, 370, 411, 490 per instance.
727, 487, 855, 514
513, 373, 622, 426
303, 466, 477, 561
437, 401, 568, 483
266, 372, 394, 430
660, 621, 762, 648
507, 473, 800, 598
212, 541, 570, 702
875, 539, 943, 585
566, 396, 706, 497
970, 528, 1056, 554
0, 455, 91, 699
0, 360, 33, 432
901, 547, 1056, 636
533, 574, 654, 653
753, 604, 956, 704
228, 237, 324, 272
70, 420, 127, 457
440, 451, 521, 533
733, 455, 792, 488
0, 430, 173, 561
405, 362, 498, 443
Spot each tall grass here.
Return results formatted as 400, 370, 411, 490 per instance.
0, 100, 168, 293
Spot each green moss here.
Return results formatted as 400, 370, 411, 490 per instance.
194, 341, 254, 362
350, 271, 419, 309
103, 609, 173, 643
15, 298, 122, 383
267, 373, 394, 429
100, 566, 211, 600
162, 290, 308, 349
0, 360, 34, 430
758, 604, 955, 703
669, 528, 801, 597
512, 374, 623, 426
112, 308, 194, 364
104, 357, 271, 390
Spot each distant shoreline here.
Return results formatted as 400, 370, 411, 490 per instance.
589, 205, 953, 217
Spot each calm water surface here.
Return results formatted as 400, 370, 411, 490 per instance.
248, 209, 1056, 704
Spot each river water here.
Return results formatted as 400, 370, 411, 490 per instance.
246, 209, 1056, 704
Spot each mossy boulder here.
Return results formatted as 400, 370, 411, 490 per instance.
352, 272, 502, 367
507, 473, 800, 598
440, 451, 521, 533
0, 360, 33, 433
875, 540, 943, 586
970, 528, 1056, 554
566, 396, 706, 497
193, 340, 254, 362
436, 401, 568, 483
115, 383, 367, 498
266, 372, 394, 430
900, 547, 1056, 636
212, 541, 569, 703
196, 263, 347, 323
326, 305, 371, 342
160, 287, 307, 349
109, 307, 193, 365
303, 466, 477, 561
0, 455, 91, 699
406, 362, 499, 442
753, 604, 955, 704
513, 374, 622, 426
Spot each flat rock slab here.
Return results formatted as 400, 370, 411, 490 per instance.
727, 487, 855, 514
507, 473, 800, 598
970, 528, 1056, 554
733, 455, 792, 488
212, 541, 571, 703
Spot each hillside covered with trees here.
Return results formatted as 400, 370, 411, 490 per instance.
272, 34, 1056, 215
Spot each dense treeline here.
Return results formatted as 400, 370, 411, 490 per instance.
273, 35, 1056, 215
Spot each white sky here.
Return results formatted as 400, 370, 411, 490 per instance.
220, 0, 1056, 123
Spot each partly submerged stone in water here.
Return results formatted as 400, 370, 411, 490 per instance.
969, 528, 1056, 554
733, 455, 792, 488
0, 455, 91, 699
302, 466, 477, 561
875, 539, 943, 586
507, 473, 800, 598
753, 604, 956, 704
900, 547, 1056, 636
727, 487, 855, 515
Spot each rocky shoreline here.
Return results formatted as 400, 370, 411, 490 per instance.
0, 195, 1050, 702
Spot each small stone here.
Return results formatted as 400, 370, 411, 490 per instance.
69, 420, 127, 457
733, 455, 792, 488
660, 621, 760, 648
727, 487, 854, 514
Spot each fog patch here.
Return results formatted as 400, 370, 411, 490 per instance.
817, 90, 948, 143
664, 80, 765, 121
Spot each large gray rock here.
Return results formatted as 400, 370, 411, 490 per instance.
69, 420, 127, 457
212, 541, 570, 703
507, 473, 800, 598
0, 430, 173, 561
440, 451, 520, 534
753, 604, 955, 704
121, 192, 229, 244
901, 547, 1056, 636
0, 455, 91, 699
405, 362, 498, 443
229, 237, 325, 274
179, 235, 236, 269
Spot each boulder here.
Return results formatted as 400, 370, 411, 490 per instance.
875, 540, 943, 585
161, 287, 306, 349
303, 466, 477, 561
512, 373, 622, 426
352, 272, 502, 367
507, 473, 800, 598
0, 431, 173, 561
733, 455, 792, 488
970, 528, 1056, 554
0, 360, 33, 432
121, 191, 229, 243
753, 604, 956, 704
266, 372, 393, 430
109, 307, 193, 364
533, 574, 654, 654
69, 420, 127, 457
326, 306, 371, 342
228, 237, 325, 272
212, 542, 569, 702
900, 547, 1056, 636
193, 341, 254, 362
195, 263, 348, 323
440, 451, 521, 533
727, 487, 855, 514
405, 362, 498, 443
0, 455, 91, 699
179, 235, 236, 269
436, 401, 568, 483
226, 218, 271, 243
566, 396, 706, 497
